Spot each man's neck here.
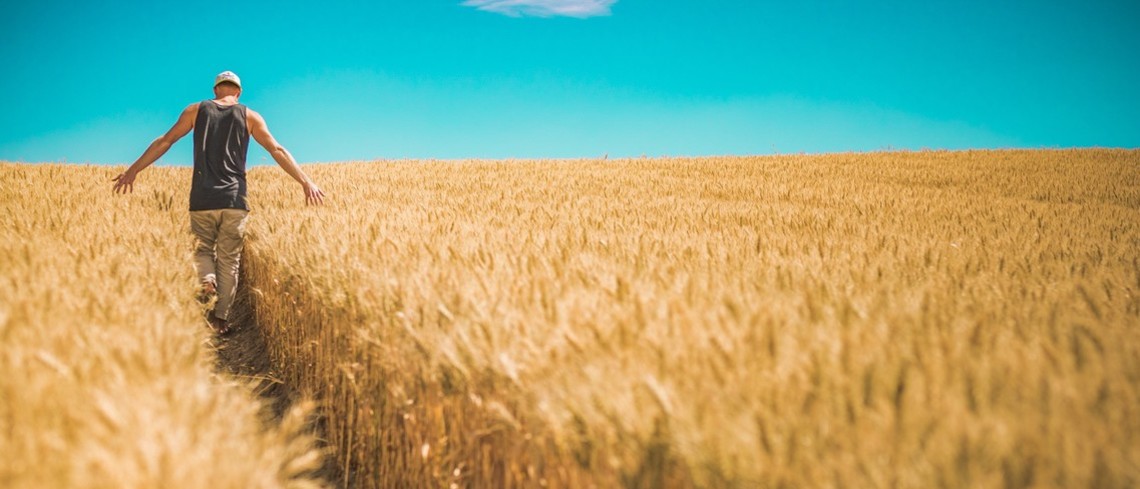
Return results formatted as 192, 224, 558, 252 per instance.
213, 95, 239, 105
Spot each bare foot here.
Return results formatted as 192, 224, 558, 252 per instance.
197, 281, 217, 305
209, 315, 232, 336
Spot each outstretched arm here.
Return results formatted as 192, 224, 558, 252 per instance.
248, 109, 325, 205
113, 103, 197, 194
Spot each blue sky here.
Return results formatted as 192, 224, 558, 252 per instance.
1, 0, 1137, 164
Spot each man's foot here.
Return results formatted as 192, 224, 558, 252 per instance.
196, 281, 217, 305
209, 315, 233, 336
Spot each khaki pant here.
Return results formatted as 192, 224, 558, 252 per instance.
190, 209, 250, 320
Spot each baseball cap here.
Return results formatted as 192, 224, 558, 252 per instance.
214, 71, 242, 89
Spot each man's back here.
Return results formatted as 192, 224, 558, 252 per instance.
190, 100, 250, 211
112, 70, 325, 208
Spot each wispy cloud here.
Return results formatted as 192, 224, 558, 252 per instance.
461, 0, 617, 18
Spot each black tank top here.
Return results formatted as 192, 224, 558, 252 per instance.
189, 100, 250, 211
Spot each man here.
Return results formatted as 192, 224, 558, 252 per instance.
112, 71, 325, 335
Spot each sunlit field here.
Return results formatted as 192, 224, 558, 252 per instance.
3, 149, 1138, 488
244, 149, 1139, 488
0, 165, 325, 489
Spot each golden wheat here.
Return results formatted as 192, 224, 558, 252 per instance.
235, 149, 1140, 488
0, 164, 325, 489
4, 149, 1138, 489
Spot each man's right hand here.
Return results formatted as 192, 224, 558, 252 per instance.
112, 170, 137, 194
248, 108, 324, 204
303, 181, 326, 205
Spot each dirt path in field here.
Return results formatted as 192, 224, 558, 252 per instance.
210, 285, 345, 486
210, 302, 292, 419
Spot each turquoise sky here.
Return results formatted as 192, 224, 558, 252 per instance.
1, 0, 1137, 164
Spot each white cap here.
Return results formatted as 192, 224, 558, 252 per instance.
214, 71, 242, 89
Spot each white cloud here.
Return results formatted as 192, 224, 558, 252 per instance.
461, 0, 616, 18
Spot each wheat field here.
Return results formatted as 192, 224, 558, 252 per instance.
2, 149, 1138, 488
242, 149, 1139, 488
0, 164, 325, 489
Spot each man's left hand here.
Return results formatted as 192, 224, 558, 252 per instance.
303, 181, 326, 206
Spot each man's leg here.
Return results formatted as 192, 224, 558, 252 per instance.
213, 209, 250, 320
189, 210, 221, 294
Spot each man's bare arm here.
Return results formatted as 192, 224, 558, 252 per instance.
247, 109, 325, 205
112, 103, 197, 194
